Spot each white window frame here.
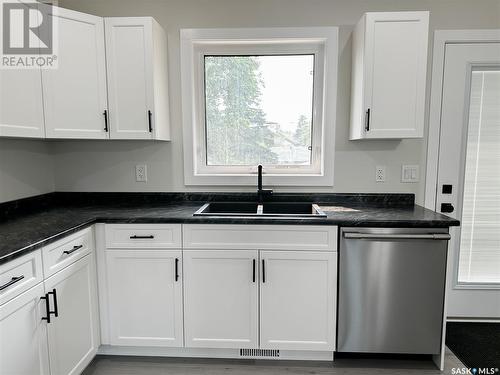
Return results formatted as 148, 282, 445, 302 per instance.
180, 27, 338, 186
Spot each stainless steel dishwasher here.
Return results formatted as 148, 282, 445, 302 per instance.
337, 227, 450, 355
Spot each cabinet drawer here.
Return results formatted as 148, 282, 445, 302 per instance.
183, 225, 338, 251
105, 224, 182, 249
42, 227, 93, 277
0, 250, 43, 305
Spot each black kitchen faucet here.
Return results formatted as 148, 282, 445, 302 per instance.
257, 165, 273, 203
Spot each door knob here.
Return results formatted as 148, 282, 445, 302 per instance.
441, 203, 454, 213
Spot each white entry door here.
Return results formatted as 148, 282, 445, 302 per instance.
435, 41, 500, 318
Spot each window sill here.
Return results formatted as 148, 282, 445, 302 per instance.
184, 173, 334, 187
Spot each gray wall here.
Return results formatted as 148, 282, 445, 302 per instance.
1, 0, 498, 204
0, 139, 55, 202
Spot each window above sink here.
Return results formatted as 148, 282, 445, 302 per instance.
180, 27, 339, 187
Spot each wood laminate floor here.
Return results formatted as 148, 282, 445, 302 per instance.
82, 348, 466, 375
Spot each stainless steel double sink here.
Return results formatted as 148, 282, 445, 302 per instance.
193, 202, 327, 218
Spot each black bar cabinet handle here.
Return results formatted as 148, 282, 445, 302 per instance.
262, 259, 265, 283
252, 259, 256, 283
175, 258, 179, 282
48, 288, 58, 318
148, 110, 153, 132
365, 108, 371, 131
41, 294, 50, 323
0, 275, 24, 291
130, 235, 154, 239
63, 245, 83, 255
103, 110, 108, 132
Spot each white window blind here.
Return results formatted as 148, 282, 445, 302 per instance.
458, 70, 500, 284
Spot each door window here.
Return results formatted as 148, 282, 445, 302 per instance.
458, 69, 500, 284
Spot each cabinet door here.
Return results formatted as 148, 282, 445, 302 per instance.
260, 251, 336, 351
105, 249, 183, 347
0, 69, 45, 138
364, 12, 428, 138
105, 17, 154, 139
183, 250, 258, 348
42, 8, 108, 139
45, 254, 99, 375
0, 283, 50, 375
0, 0, 44, 138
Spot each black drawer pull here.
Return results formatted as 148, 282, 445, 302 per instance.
0, 275, 25, 291
48, 289, 58, 318
130, 235, 154, 239
252, 259, 256, 283
175, 258, 179, 282
365, 108, 371, 131
103, 110, 109, 132
63, 245, 83, 255
262, 259, 266, 283
41, 294, 51, 323
148, 110, 153, 132
41, 288, 58, 323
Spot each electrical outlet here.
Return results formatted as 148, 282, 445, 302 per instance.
135, 165, 147, 182
401, 165, 419, 183
375, 166, 386, 182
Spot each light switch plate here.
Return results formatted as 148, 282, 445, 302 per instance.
401, 165, 419, 183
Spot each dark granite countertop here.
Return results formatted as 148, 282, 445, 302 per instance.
0, 192, 459, 265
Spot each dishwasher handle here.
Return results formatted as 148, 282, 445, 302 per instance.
343, 232, 451, 240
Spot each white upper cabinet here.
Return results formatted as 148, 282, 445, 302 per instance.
0, 0, 44, 138
350, 11, 429, 140
42, 7, 108, 139
105, 17, 170, 140
1, 8, 170, 141
0, 69, 45, 138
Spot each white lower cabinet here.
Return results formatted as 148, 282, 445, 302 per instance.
44, 254, 100, 375
0, 283, 50, 375
105, 249, 183, 347
260, 251, 337, 351
96, 224, 338, 358
0, 248, 98, 375
183, 250, 259, 349
182, 247, 337, 352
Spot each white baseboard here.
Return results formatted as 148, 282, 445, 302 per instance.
97, 345, 334, 361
